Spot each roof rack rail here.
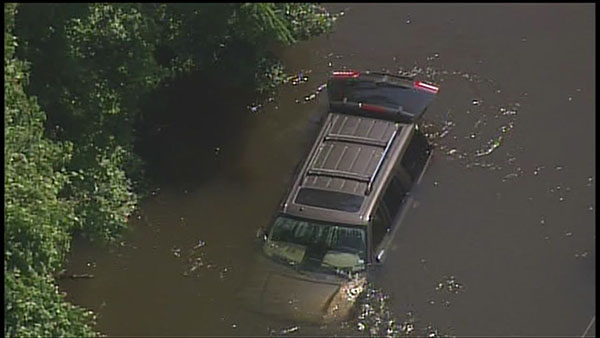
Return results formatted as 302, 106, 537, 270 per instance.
324, 133, 388, 147
365, 127, 398, 195
306, 168, 370, 183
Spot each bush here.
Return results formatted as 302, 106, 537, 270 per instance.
5, 270, 98, 338
5, 2, 74, 277
5, 3, 98, 336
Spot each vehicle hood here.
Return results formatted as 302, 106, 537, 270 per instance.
238, 255, 366, 324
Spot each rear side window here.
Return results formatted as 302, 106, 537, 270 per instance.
382, 176, 407, 220
371, 205, 390, 250
401, 130, 431, 182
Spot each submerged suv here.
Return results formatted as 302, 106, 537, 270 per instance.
242, 70, 439, 323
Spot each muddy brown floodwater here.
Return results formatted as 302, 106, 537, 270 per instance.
61, 4, 595, 337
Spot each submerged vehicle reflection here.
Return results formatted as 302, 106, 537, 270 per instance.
240, 70, 439, 323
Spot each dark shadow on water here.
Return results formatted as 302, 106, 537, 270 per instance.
135, 70, 259, 189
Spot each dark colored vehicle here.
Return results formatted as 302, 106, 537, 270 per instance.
240, 70, 439, 323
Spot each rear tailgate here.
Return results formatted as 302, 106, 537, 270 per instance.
327, 71, 439, 123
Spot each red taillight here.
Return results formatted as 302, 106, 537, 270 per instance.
333, 70, 360, 78
414, 81, 439, 93
360, 103, 388, 113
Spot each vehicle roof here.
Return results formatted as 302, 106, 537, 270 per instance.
281, 112, 414, 226
280, 70, 438, 226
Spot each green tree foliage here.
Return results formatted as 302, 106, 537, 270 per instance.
5, 3, 98, 337
15, 3, 164, 242
5, 270, 98, 338
5, 2, 74, 279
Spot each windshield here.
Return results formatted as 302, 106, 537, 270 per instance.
263, 216, 367, 275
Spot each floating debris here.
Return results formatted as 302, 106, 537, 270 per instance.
171, 246, 181, 258
426, 53, 440, 61
434, 276, 464, 298
280, 326, 299, 335
304, 93, 317, 101
400, 322, 414, 335
446, 281, 462, 293
500, 122, 514, 133
502, 173, 519, 181
476, 137, 502, 157
357, 322, 366, 331
219, 267, 230, 280
247, 104, 261, 113
500, 107, 517, 116
287, 71, 310, 86
426, 325, 441, 337
193, 240, 206, 249
316, 83, 327, 92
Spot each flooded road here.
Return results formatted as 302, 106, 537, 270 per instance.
61, 4, 595, 336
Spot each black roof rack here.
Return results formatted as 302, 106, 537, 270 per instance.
303, 114, 399, 196
365, 127, 397, 195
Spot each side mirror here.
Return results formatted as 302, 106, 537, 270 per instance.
375, 249, 386, 264
255, 227, 267, 241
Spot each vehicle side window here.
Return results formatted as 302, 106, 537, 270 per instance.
371, 204, 391, 250
401, 129, 431, 182
382, 175, 407, 221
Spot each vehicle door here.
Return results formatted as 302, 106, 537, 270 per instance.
370, 202, 392, 263
400, 128, 431, 186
